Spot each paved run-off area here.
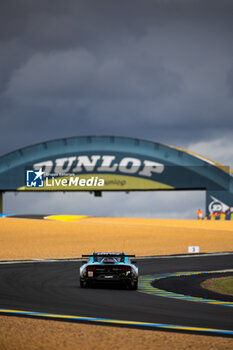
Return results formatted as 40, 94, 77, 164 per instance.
0, 217, 233, 349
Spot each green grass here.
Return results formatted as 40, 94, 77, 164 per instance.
202, 277, 233, 296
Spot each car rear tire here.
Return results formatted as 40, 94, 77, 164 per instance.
80, 280, 86, 288
129, 280, 138, 290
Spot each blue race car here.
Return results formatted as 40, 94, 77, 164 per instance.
80, 252, 138, 290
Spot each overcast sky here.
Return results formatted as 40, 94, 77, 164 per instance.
1, 0, 233, 218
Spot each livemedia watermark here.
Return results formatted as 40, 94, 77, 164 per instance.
26, 169, 104, 188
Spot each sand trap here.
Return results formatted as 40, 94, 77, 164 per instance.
0, 217, 232, 260
0, 316, 232, 350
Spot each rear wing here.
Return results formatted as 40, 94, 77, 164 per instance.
81, 253, 136, 264
81, 255, 92, 263
81, 253, 136, 258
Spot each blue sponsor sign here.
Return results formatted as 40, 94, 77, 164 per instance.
26, 169, 44, 188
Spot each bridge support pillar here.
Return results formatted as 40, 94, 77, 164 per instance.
0, 191, 3, 214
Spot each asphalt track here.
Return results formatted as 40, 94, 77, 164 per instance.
0, 254, 233, 336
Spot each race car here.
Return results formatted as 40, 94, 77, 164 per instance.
79, 252, 138, 290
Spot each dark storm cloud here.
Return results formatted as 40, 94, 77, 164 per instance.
1, 0, 233, 156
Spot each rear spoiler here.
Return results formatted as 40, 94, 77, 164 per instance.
81, 254, 136, 258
